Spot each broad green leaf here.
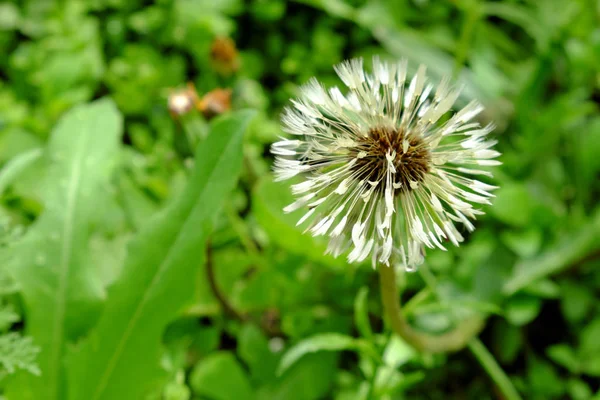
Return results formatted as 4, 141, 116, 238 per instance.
294, 0, 355, 19
382, 335, 416, 368
252, 179, 343, 267
0, 128, 43, 164
491, 320, 522, 364
0, 148, 42, 197
522, 279, 560, 299
580, 318, 600, 354
546, 344, 578, 373
560, 280, 594, 323
527, 356, 565, 398
66, 110, 255, 400
189, 351, 255, 400
500, 229, 542, 258
504, 210, 600, 295
582, 357, 600, 377
260, 353, 337, 400
505, 294, 541, 326
5, 99, 123, 400
277, 333, 373, 376
238, 324, 278, 383
568, 379, 593, 400
491, 183, 535, 227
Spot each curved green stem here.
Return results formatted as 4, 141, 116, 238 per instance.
418, 264, 523, 400
378, 264, 484, 353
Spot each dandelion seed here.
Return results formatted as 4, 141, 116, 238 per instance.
271, 56, 500, 270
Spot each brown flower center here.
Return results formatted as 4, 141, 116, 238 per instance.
349, 126, 430, 192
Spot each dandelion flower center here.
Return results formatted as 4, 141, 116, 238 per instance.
350, 126, 430, 192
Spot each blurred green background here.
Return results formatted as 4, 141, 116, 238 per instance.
0, 0, 599, 399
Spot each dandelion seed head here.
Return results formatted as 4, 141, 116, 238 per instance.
271, 56, 500, 270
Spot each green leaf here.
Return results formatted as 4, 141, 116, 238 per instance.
503, 210, 600, 295
260, 353, 337, 400
500, 228, 542, 258
567, 378, 593, 400
65, 110, 255, 400
581, 356, 600, 377
481, 2, 549, 51
238, 324, 278, 383
189, 351, 255, 400
527, 356, 565, 398
491, 183, 535, 227
560, 280, 594, 323
492, 320, 522, 364
546, 344, 578, 372
522, 279, 560, 299
353, 287, 372, 340
295, 0, 355, 20
4, 99, 123, 400
0, 148, 42, 197
252, 179, 343, 267
580, 318, 600, 354
382, 335, 416, 368
277, 333, 371, 376
505, 294, 541, 326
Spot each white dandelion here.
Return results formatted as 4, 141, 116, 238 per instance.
271, 57, 500, 270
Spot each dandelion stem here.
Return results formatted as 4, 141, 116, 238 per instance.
377, 264, 484, 353
419, 264, 522, 400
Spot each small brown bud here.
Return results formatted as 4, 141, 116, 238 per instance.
198, 88, 232, 119
210, 37, 240, 75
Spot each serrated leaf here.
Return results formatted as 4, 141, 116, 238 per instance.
0, 333, 40, 376
65, 110, 255, 400
4, 99, 123, 400
0, 303, 20, 331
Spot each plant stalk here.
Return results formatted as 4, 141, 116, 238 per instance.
377, 264, 484, 353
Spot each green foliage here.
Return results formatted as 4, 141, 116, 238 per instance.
0, 0, 598, 399
5, 99, 123, 400
66, 111, 254, 399
190, 351, 255, 400
0, 333, 39, 377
